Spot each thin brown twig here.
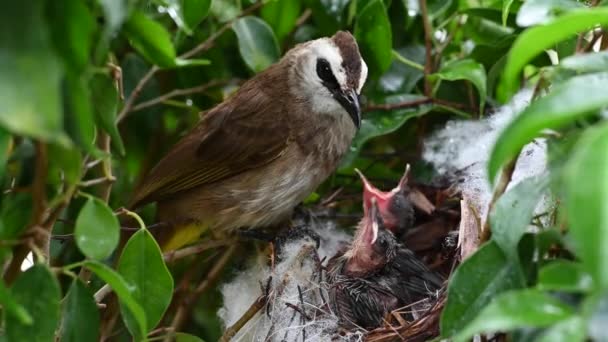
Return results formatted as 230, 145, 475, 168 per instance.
365, 98, 433, 111
479, 156, 518, 243
3, 142, 48, 284
219, 295, 267, 342
167, 244, 237, 336
116, 1, 265, 124
130, 80, 225, 113
419, 0, 434, 97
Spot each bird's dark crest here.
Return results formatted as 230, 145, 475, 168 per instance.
332, 31, 362, 90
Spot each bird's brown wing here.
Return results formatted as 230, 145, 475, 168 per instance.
129, 85, 291, 208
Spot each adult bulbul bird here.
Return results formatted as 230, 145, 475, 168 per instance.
327, 198, 442, 330
130, 31, 368, 250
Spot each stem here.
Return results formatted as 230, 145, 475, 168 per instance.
167, 245, 236, 337
130, 80, 224, 113
391, 50, 425, 71
419, 0, 434, 97
219, 295, 267, 342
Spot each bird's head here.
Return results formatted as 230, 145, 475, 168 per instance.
344, 198, 398, 276
288, 31, 368, 129
355, 166, 415, 236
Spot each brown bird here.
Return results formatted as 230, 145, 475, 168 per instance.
327, 197, 442, 330
130, 31, 368, 250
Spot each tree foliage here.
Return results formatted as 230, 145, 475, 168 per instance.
1, 0, 608, 341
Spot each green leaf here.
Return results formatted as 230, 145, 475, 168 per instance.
441, 241, 525, 337
261, 0, 301, 42
46, 0, 95, 73
339, 94, 433, 168
232, 16, 280, 73
48, 143, 83, 185
499, 8, 608, 102
0, 1, 69, 145
182, 0, 212, 31
565, 121, 608, 290
90, 74, 125, 155
502, 0, 514, 26
0, 280, 32, 325
72, 260, 148, 339
431, 59, 487, 114
537, 261, 593, 292
489, 72, 608, 183
0, 128, 11, 180
61, 279, 100, 342
0, 193, 33, 244
6, 265, 61, 342
490, 176, 547, 259
536, 316, 586, 342
75, 197, 120, 260
454, 289, 574, 342
354, 0, 392, 76
175, 333, 206, 342
118, 229, 174, 335
516, 0, 585, 27
123, 10, 177, 68
65, 76, 96, 151
561, 51, 608, 73
174, 58, 212, 67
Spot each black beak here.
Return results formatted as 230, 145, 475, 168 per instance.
334, 89, 361, 129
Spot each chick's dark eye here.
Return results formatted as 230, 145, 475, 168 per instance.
316, 58, 338, 89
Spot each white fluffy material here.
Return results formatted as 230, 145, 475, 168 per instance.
422, 89, 548, 218
218, 221, 364, 342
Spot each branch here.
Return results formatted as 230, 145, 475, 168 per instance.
419, 0, 434, 97
167, 244, 237, 336
365, 98, 433, 112
130, 80, 225, 113
479, 156, 518, 243
219, 295, 267, 342
3, 142, 48, 284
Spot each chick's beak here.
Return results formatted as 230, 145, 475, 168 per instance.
335, 88, 361, 129
361, 198, 380, 245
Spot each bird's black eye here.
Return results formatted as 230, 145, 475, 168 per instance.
316, 58, 339, 89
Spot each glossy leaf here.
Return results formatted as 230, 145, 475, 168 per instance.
175, 333, 206, 342
75, 196, 120, 260
490, 176, 547, 259
499, 8, 608, 102
431, 59, 487, 114
565, 122, 608, 290
65, 76, 95, 151
441, 241, 524, 336
72, 260, 148, 338
489, 72, 608, 183
0, 194, 33, 246
6, 265, 61, 342
0, 279, 32, 325
61, 279, 100, 342
537, 260, 593, 292
454, 289, 574, 342
0, 1, 68, 145
516, 0, 584, 27
46, 0, 95, 73
0, 128, 11, 180
123, 10, 177, 68
90, 74, 125, 155
233, 16, 280, 73
355, 0, 392, 75
118, 229, 174, 334
536, 316, 586, 342
48, 143, 82, 185
340, 94, 433, 168
561, 51, 608, 73
502, 0, 514, 26
261, 0, 301, 42
182, 0, 212, 30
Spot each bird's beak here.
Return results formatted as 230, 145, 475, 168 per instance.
358, 197, 380, 246
334, 89, 361, 129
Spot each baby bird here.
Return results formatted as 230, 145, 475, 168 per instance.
327, 197, 442, 330
355, 166, 415, 237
